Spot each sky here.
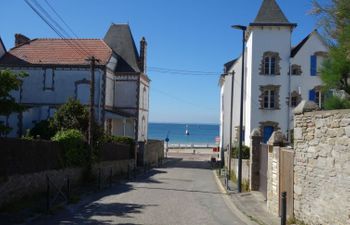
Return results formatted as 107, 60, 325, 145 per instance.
0, 0, 328, 124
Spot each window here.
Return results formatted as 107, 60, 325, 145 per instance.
43, 68, 54, 90
263, 90, 275, 109
309, 87, 324, 108
311, 52, 327, 76
291, 64, 302, 75
260, 52, 281, 75
259, 85, 280, 110
290, 91, 301, 107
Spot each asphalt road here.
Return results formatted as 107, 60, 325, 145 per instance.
30, 153, 251, 225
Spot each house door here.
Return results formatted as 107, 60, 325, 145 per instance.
263, 126, 274, 143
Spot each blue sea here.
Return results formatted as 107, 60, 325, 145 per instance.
148, 123, 219, 145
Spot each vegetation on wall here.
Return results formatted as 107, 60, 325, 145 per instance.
51, 129, 87, 167
231, 145, 250, 159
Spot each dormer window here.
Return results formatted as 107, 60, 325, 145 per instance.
260, 52, 281, 75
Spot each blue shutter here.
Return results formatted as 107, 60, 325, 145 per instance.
263, 126, 274, 143
309, 89, 316, 101
310, 55, 317, 76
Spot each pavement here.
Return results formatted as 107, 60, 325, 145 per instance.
26, 153, 256, 225
215, 170, 280, 225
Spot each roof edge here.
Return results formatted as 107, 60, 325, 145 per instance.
249, 22, 297, 27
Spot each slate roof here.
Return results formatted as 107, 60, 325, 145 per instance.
224, 58, 238, 73
0, 39, 112, 66
291, 32, 313, 57
250, 0, 296, 27
104, 24, 140, 73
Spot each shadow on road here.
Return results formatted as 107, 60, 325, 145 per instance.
26, 169, 165, 225
165, 157, 212, 170
133, 186, 222, 195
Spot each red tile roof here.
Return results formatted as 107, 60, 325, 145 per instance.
0, 39, 112, 66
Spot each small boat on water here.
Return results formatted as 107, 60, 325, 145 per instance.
185, 125, 190, 136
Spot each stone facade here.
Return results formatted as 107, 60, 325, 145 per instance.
294, 109, 350, 225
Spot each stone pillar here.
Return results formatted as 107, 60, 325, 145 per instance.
266, 130, 286, 216
250, 128, 262, 191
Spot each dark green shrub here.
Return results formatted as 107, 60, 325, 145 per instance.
231, 145, 250, 159
324, 96, 350, 110
50, 98, 89, 134
29, 120, 57, 140
51, 129, 87, 167
105, 135, 134, 145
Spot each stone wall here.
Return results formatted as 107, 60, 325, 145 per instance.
144, 140, 164, 166
0, 159, 134, 207
0, 138, 135, 207
294, 109, 350, 225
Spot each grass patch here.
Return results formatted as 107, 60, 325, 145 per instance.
287, 217, 308, 225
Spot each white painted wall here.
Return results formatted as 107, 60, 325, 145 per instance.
0, 66, 104, 137
248, 26, 292, 144
138, 76, 149, 142
290, 32, 328, 117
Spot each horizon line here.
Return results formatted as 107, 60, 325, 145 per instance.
149, 121, 219, 125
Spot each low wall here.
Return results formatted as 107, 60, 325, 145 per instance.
0, 138, 135, 207
230, 158, 250, 183
144, 140, 164, 166
294, 109, 350, 225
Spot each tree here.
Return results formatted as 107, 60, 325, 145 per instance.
50, 98, 89, 134
0, 69, 27, 135
312, 0, 350, 100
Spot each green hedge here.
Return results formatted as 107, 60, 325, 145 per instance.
231, 145, 250, 159
101, 135, 135, 145
51, 129, 87, 167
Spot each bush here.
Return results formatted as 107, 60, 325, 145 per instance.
51, 129, 87, 167
103, 135, 135, 145
231, 145, 250, 159
324, 96, 350, 110
29, 120, 57, 140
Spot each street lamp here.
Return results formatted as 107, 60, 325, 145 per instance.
232, 24, 247, 193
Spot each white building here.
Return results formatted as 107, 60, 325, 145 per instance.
219, 0, 328, 149
0, 24, 149, 143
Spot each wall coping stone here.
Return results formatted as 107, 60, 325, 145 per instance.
293, 100, 319, 115
250, 128, 262, 137
267, 130, 286, 146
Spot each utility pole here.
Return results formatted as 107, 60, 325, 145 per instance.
232, 25, 247, 193
87, 56, 98, 147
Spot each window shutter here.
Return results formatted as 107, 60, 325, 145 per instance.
309, 89, 316, 101
310, 55, 317, 76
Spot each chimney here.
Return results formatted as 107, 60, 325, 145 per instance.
15, 34, 30, 47
139, 37, 147, 73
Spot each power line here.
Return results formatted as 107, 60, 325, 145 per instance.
44, 0, 79, 38
43, 0, 93, 57
24, 0, 93, 59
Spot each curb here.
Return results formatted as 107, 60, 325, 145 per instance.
212, 170, 259, 225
